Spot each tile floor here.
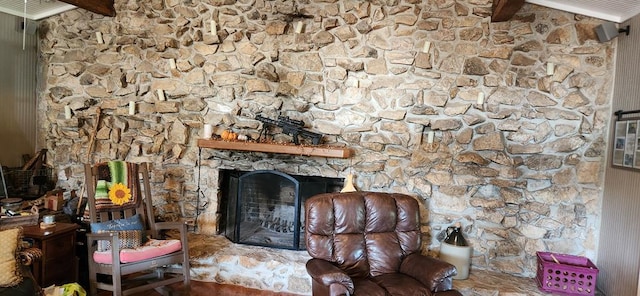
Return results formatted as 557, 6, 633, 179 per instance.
97, 268, 605, 295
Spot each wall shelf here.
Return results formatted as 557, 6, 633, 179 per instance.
197, 139, 352, 158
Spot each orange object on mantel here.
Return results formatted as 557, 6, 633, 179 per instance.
197, 139, 352, 158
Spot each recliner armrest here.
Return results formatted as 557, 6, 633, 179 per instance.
400, 253, 458, 292
306, 258, 354, 294
17, 248, 41, 266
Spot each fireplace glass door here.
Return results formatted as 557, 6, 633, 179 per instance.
221, 169, 342, 250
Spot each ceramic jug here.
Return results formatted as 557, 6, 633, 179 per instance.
440, 223, 472, 280
444, 225, 468, 246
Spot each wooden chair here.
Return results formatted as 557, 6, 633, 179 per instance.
84, 162, 190, 296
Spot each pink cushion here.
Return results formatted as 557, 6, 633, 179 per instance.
93, 239, 182, 264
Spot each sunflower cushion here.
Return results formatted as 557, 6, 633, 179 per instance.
0, 228, 23, 287
92, 239, 182, 264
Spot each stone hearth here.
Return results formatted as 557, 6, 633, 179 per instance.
189, 233, 311, 293
187, 233, 604, 295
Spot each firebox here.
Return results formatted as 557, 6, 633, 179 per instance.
219, 169, 343, 250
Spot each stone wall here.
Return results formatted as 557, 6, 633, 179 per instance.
37, 0, 614, 277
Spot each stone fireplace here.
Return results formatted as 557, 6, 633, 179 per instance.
38, 0, 614, 282
218, 169, 343, 250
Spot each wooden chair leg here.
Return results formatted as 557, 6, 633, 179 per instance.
183, 256, 190, 287
88, 260, 98, 295
89, 277, 98, 296
113, 270, 122, 296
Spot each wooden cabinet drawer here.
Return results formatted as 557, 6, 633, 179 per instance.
44, 235, 74, 258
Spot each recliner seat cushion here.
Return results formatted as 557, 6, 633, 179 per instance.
0, 276, 37, 296
373, 273, 432, 296
352, 278, 386, 296
350, 274, 433, 296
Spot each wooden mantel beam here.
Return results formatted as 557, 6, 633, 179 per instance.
59, 0, 116, 17
491, 0, 525, 22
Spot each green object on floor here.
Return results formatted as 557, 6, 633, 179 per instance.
61, 283, 86, 296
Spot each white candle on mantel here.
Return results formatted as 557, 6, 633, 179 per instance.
157, 89, 165, 101
128, 101, 135, 115
210, 20, 217, 35
64, 106, 72, 119
295, 21, 303, 34
477, 92, 485, 105
203, 124, 213, 139
95, 31, 104, 44
169, 58, 176, 69
427, 131, 434, 144
422, 41, 431, 53
546, 62, 554, 75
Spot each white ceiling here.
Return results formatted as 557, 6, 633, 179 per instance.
0, 0, 75, 20
0, 0, 637, 23
526, 0, 640, 23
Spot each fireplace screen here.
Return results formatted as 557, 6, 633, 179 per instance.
220, 170, 342, 250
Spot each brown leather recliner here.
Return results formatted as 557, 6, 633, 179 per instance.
305, 192, 463, 296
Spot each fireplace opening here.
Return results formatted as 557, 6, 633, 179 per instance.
218, 169, 343, 250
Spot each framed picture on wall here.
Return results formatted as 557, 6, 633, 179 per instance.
612, 110, 640, 169
0, 164, 6, 198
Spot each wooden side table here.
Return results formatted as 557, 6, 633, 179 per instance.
22, 222, 79, 287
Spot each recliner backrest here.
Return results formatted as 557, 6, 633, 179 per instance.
305, 192, 422, 278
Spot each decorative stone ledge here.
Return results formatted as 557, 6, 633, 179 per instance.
197, 139, 352, 158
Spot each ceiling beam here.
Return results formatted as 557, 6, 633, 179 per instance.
491, 0, 525, 22
59, 0, 115, 17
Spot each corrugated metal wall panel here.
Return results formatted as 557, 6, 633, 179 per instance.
0, 11, 37, 168
597, 15, 640, 296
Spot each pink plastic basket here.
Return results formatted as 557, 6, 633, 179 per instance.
536, 252, 598, 295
